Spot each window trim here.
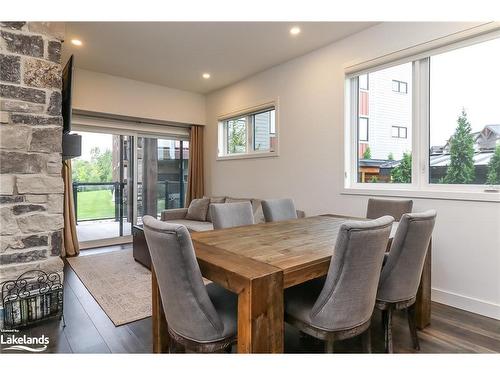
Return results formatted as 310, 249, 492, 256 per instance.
343, 30, 500, 202
217, 100, 279, 161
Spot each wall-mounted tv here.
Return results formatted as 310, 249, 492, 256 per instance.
61, 55, 81, 159
61, 55, 73, 134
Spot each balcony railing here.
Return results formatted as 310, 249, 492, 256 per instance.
73, 180, 186, 225
72, 182, 126, 223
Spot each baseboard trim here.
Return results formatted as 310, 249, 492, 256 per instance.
79, 235, 132, 250
432, 288, 500, 320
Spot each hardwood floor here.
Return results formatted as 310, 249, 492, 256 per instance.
6, 244, 499, 354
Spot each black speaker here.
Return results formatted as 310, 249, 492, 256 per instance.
62, 133, 82, 160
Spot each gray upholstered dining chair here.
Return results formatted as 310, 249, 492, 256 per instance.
376, 210, 436, 353
366, 198, 413, 221
209, 202, 254, 229
142, 215, 237, 353
262, 198, 298, 222
284, 216, 394, 353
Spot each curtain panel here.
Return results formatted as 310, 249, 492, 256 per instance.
62, 160, 80, 257
186, 125, 205, 205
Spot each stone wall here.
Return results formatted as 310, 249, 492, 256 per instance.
0, 22, 65, 298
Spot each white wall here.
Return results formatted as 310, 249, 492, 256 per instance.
205, 22, 500, 319
73, 68, 206, 125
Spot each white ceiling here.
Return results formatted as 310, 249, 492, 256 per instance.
62, 22, 376, 94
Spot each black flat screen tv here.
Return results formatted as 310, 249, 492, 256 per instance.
61, 55, 74, 134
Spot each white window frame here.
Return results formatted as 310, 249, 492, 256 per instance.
217, 100, 279, 161
343, 29, 500, 202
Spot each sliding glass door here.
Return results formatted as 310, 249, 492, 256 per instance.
71, 123, 190, 247
71, 131, 133, 243
137, 136, 189, 221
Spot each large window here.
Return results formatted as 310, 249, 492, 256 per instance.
429, 37, 500, 185
218, 106, 277, 158
346, 32, 500, 198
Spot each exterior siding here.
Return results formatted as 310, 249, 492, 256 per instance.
366, 63, 412, 160
254, 111, 271, 151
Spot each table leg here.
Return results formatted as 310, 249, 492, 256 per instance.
237, 271, 284, 353
152, 266, 169, 353
416, 240, 432, 329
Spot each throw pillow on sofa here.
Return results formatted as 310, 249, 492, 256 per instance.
185, 198, 210, 221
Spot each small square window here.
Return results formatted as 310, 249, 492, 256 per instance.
392, 126, 407, 139
359, 74, 369, 90
219, 107, 277, 158
392, 80, 408, 94
359, 117, 369, 142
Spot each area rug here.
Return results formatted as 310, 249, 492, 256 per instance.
67, 249, 151, 326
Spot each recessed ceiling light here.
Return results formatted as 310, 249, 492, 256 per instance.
202, 73, 211, 79
71, 39, 83, 46
290, 27, 301, 36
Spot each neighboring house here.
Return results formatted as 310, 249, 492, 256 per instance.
429, 151, 494, 184
475, 124, 500, 151
362, 124, 499, 184
439, 124, 500, 154
358, 64, 412, 161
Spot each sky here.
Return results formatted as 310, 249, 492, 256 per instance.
429, 37, 500, 146
76, 131, 113, 161
74, 132, 182, 161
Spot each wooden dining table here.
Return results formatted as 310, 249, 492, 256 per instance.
151, 214, 431, 353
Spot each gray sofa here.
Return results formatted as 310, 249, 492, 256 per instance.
161, 196, 305, 232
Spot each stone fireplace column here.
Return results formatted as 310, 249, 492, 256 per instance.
0, 22, 66, 301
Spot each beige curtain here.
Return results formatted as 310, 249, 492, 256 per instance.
61, 160, 79, 257
186, 125, 205, 206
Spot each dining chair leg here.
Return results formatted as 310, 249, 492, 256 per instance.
381, 309, 388, 331
325, 339, 335, 353
361, 328, 372, 353
168, 338, 178, 353
299, 330, 309, 340
384, 308, 393, 353
407, 304, 420, 351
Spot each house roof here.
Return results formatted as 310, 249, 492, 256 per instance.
358, 159, 390, 168
429, 151, 494, 167
483, 124, 500, 136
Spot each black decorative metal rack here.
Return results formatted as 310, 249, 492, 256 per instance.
2, 270, 65, 329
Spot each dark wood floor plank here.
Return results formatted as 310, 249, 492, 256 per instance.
430, 316, 500, 352
61, 268, 111, 353
126, 318, 153, 353
432, 302, 500, 334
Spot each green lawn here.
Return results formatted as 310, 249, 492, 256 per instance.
76, 190, 175, 221
77, 190, 115, 221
